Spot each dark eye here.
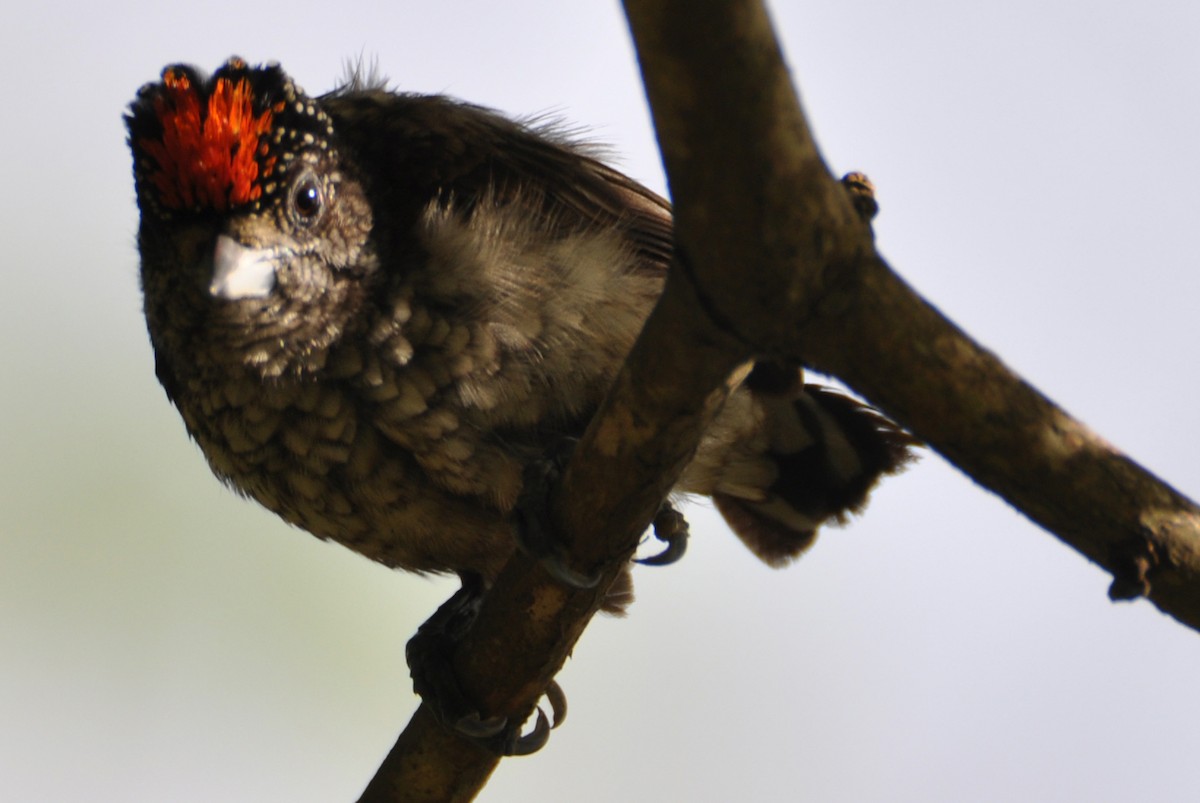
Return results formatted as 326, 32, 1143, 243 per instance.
290, 174, 323, 225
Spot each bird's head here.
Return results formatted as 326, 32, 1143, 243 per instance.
127, 58, 375, 378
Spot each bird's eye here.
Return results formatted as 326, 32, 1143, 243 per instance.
290, 174, 323, 225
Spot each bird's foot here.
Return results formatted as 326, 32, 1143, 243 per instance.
406, 574, 566, 755
518, 440, 691, 577
514, 437, 604, 589
636, 500, 690, 566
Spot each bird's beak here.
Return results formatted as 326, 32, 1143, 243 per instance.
210, 235, 277, 300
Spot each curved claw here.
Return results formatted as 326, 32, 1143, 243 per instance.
637, 536, 687, 566
544, 679, 567, 729
503, 679, 569, 755
511, 707, 552, 756
454, 711, 508, 740
637, 502, 690, 566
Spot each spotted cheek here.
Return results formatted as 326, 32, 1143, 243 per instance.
266, 252, 326, 307
316, 187, 374, 272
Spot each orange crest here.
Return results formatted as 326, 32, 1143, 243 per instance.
140, 68, 278, 211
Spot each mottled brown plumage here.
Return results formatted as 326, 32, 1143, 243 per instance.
127, 58, 915, 604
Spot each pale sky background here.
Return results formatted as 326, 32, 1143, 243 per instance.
3, 2, 1200, 801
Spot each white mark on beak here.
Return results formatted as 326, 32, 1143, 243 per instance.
210, 235, 277, 300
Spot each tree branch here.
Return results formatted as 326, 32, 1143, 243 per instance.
622, 0, 1200, 622
361, 0, 1200, 798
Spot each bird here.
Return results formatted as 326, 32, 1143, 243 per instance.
126, 56, 915, 746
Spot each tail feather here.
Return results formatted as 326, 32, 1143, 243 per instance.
701, 367, 917, 567
772, 385, 917, 522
